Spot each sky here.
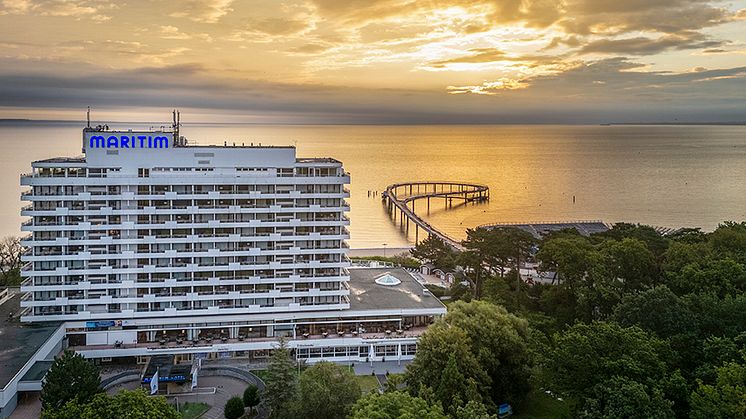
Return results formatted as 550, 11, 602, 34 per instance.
0, 0, 745, 124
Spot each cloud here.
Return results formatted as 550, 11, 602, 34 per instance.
160, 26, 190, 40
1, 0, 745, 124
0, 0, 114, 20
558, 0, 731, 35
579, 33, 724, 55
2, 57, 745, 124
243, 17, 309, 35
285, 42, 333, 55
429, 48, 506, 67
170, 0, 233, 23
447, 77, 529, 95
426, 48, 564, 70
0, 0, 32, 14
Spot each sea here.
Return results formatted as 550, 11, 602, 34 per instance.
2, 122, 746, 248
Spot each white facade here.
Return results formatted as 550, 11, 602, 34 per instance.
16, 127, 445, 367
20, 128, 351, 322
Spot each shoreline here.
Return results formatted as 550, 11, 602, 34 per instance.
348, 247, 413, 257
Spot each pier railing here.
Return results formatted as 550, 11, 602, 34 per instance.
382, 182, 489, 250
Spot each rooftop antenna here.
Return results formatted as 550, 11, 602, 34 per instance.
86, 106, 91, 128
172, 109, 181, 145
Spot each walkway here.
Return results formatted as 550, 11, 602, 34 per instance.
382, 181, 489, 250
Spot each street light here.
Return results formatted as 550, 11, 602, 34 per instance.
382, 243, 388, 258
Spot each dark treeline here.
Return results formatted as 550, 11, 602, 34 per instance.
400, 222, 746, 418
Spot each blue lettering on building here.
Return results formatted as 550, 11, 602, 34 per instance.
88, 135, 170, 149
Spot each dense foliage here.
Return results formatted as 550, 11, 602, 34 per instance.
263, 340, 298, 419
405, 222, 746, 417
224, 396, 245, 419
405, 300, 532, 414
43, 389, 179, 419
348, 391, 448, 419
243, 384, 260, 412
41, 350, 102, 412
293, 362, 361, 419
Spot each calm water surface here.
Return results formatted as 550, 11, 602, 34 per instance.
2, 123, 745, 248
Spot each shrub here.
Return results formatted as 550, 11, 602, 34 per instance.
224, 396, 245, 419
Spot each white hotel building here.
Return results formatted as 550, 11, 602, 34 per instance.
16, 126, 445, 368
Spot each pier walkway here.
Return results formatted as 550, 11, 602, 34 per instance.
382, 182, 489, 250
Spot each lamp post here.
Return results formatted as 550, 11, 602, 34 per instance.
382, 243, 388, 258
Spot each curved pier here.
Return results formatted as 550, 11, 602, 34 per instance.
382, 182, 489, 249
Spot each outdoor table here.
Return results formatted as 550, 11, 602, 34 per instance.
385, 330, 392, 335
303, 333, 309, 338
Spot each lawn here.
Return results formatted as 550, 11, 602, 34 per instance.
513, 389, 571, 419
179, 402, 210, 419
355, 375, 381, 395
250, 369, 270, 383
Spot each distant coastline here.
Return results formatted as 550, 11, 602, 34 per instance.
607, 122, 746, 126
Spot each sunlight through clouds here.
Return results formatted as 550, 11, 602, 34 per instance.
0, 0, 744, 122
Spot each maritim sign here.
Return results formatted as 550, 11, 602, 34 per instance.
84, 131, 173, 150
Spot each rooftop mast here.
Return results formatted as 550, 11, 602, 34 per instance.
173, 109, 183, 146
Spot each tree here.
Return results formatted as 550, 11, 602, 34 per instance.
693, 336, 743, 384
0, 236, 22, 286
595, 223, 669, 258
544, 322, 676, 413
448, 300, 533, 405
264, 340, 297, 419
243, 384, 260, 413
536, 235, 594, 287
709, 221, 746, 263
224, 396, 245, 419
410, 235, 456, 270
669, 258, 746, 297
349, 391, 448, 419
41, 350, 102, 412
595, 238, 657, 292
43, 389, 179, 419
384, 374, 404, 393
437, 353, 469, 414
612, 285, 694, 339
690, 360, 746, 419
292, 362, 361, 419
455, 400, 497, 419
461, 227, 535, 298
666, 227, 707, 244
580, 377, 674, 419
405, 322, 488, 412
406, 301, 532, 410
661, 241, 710, 274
